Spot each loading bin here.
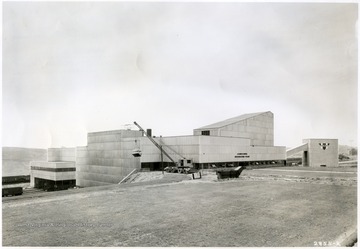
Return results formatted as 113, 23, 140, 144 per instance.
216, 166, 244, 179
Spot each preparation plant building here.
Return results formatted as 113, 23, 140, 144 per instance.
21, 113, 342, 189
76, 111, 287, 187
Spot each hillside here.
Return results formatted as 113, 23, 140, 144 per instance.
2, 147, 47, 177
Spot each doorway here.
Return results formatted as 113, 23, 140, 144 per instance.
303, 151, 309, 167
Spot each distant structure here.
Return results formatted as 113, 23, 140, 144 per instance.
287, 139, 339, 167
349, 148, 357, 156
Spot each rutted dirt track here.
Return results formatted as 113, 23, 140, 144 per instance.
2, 168, 357, 247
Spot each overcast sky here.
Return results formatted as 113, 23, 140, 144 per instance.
2, 2, 358, 149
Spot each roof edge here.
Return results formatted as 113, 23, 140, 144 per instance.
195, 111, 272, 130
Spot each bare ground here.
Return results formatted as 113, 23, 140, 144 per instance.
2, 168, 357, 247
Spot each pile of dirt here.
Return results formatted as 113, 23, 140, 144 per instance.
128, 172, 165, 183
124, 172, 191, 184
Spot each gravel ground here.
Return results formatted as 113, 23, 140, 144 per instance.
240, 169, 357, 187
125, 171, 190, 183
2, 169, 357, 247
258, 166, 357, 172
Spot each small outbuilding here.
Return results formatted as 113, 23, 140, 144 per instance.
30, 148, 76, 191
287, 139, 339, 167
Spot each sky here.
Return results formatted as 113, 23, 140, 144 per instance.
2, 2, 358, 149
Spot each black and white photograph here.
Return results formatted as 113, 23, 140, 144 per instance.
2, 1, 358, 247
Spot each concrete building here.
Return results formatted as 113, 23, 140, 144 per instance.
25, 111, 341, 188
193, 111, 274, 146
287, 139, 339, 167
30, 148, 76, 190
48, 147, 76, 162
76, 130, 143, 187
75, 111, 286, 187
140, 111, 284, 171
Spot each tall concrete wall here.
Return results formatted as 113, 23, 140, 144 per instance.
140, 135, 285, 164
48, 147, 76, 162
76, 130, 142, 187
303, 139, 339, 167
218, 112, 273, 146
248, 146, 286, 162
140, 136, 201, 164
2, 147, 47, 176
198, 136, 284, 163
193, 112, 274, 146
198, 136, 250, 163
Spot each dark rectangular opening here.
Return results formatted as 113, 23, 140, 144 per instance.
141, 162, 175, 171
34, 178, 75, 191
303, 151, 308, 167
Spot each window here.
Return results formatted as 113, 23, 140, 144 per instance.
201, 130, 210, 136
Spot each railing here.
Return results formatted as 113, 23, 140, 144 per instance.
118, 169, 138, 184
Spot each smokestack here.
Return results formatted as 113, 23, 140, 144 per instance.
146, 129, 152, 137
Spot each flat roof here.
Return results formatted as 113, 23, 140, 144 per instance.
140, 134, 251, 140
87, 129, 141, 136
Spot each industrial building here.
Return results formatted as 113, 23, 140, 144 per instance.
30, 148, 76, 190
287, 139, 339, 167
28, 111, 340, 189
76, 111, 287, 187
76, 130, 142, 187
140, 111, 285, 170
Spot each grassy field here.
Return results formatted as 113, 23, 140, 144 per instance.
2, 169, 357, 247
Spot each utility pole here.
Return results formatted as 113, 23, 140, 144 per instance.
160, 146, 164, 174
